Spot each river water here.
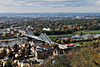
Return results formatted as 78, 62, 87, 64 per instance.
60, 34, 100, 39
0, 39, 26, 46
0, 34, 100, 46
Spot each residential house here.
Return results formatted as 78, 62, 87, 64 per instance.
34, 45, 53, 59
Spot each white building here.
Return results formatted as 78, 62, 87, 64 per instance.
43, 28, 52, 31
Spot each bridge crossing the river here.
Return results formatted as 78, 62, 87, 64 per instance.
22, 29, 53, 44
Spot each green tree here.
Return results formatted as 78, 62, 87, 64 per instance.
28, 44, 31, 55
8, 51, 14, 58
97, 36, 100, 40
2, 49, 7, 57
52, 54, 71, 67
61, 39, 65, 44
14, 44, 18, 52
51, 43, 59, 49
71, 42, 100, 67
24, 49, 29, 57
4, 60, 12, 67
79, 32, 83, 37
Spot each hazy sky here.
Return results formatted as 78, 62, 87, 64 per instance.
0, 0, 100, 13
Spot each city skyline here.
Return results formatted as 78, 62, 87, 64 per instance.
0, 0, 100, 13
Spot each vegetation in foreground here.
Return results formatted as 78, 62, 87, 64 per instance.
41, 38, 100, 67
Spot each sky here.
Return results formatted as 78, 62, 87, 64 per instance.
0, 0, 100, 13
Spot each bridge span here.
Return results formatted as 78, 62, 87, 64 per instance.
23, 30, 53, 44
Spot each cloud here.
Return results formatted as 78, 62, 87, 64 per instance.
0, 0, 100, 13
0, 0, 93, 7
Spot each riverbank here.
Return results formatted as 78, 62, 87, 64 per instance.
0, 37, 27, 42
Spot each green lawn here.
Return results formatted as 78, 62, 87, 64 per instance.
73, 42, 88, 46
74, 30, 100, 34
48, 30, 100, 37
48, 34, 72, 37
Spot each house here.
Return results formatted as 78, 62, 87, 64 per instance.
58, 45, 67, 49
54, 43, 77, 56
6, 48, 10, 54
53, 47, 75, 56
53, 49, 64, 56
3, 31, 10, 36
19, 30, 26, 35
34, 45, 53, 59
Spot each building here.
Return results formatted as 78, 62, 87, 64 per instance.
53, 49, 64, 56
34, 45, 53, 59
19, 60, 30, 67
19, 30, 26, 35
43, 28, 52, 31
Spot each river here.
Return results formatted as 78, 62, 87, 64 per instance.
0, 34, 100, 46
60, 34, 100, 39
0, 39, 26, 46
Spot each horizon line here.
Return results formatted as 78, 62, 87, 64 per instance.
0, 12, 100, 14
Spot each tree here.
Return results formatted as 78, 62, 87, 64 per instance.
61, 39, 65, 44
24, 49, 29, 57
52, 54, 71, 67
41, 54, 72, 67
28, 60, 32, 67
71, 41, 100, 67
14, 44, 18, 50
2, 49, 7, 57
97, 36, 100, 40
8, 51, 14, 58
79, 32, 83, 37
4, 60, 12, 67
51, 43, 59, 49
41, 40, 100, 67
28, 44, 31, 55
